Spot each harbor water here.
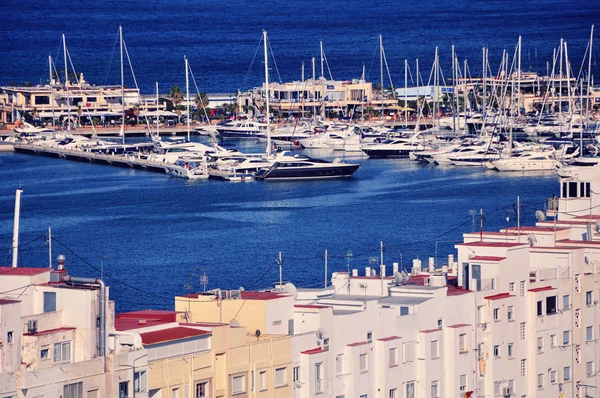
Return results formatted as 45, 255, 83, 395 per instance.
0, 144, 557, 311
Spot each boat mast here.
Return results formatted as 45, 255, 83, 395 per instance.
63, 34, 70, 132
587, 25, 595, 130
312, 57, 316, 118
452, 45, 456, 132
185, 55, 190, 142
380, 34, 384, 121
517, 36, 522, 117
559, 38, 563, 125
49, 55, 55, 129
320, 41, 325, 120
464, 59, 468, 135
156, 81, 159, 137
433, 46, 439, 129
120, 26, 125, 145
482, 47, 486, 124
263, 30, 271, 154
404, 59, 408, 127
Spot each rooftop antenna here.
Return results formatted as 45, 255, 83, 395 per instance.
200, 269, 208, 293
324, 249, 328, 288
11, 188, 23, 268
46, 227, 52, 268
278, 251, 283, 292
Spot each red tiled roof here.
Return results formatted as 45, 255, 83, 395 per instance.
528, 286, 556, 293
378, 336, 401, 342
350, 276, 395, 280
504, 226, 569, 233
0, 299, 20, 305
179, 322, 227, 327
447, 286, 472, 296
457, 242, 525, 248
294, 304, 329, 309
0, 267, 50, 276
469, 256, 506, 262
557, 240, 600, 246
240, 291, 286, 300
448, 323, 470, 329
115, 318, 173, 331
140, 327, 211, 345
484, 293, 513, 300
347, 341, 369, 347
301, 347, 326, 355
530, 246, 583, 251
25, 327, 76, 336
420, 328, 442, 334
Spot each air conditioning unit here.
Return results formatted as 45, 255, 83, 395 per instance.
480, 322, 487, 331
502, 387, 512, 396
27, 319, 38, 334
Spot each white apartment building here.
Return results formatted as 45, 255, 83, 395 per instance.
0, 263, 148, 398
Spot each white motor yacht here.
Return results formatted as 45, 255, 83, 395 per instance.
216, 120, 268, 139
165, 157, 209, 180
488, 150, 558, 171
362, 137, 429, 158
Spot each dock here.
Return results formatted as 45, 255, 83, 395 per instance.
13, 143, 169, 174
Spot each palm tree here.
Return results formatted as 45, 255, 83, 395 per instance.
169, 85, 184, 108
132, 105, 140, 125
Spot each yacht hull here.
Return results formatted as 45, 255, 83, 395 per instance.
255, 164, 360, 181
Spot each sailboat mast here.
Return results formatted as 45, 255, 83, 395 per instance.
312, 57, 316, 118
517, 36, 522, 116
263, 30, 271, 154
63, 34, 70, 131
185, 56, 190, 142
156, 82, 159, 137
380, 34, 384, 120
482, 47, 486, 121
464, 59, 468, 135
404, 59, 408, 127
49, 55, 55, 129
434, 46, 439, 128
320, 41, 325, 120
120, 26, 125, 145
587, 25, 594, 123
452, 45, 456, 132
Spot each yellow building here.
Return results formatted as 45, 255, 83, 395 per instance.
116, 307, 293, 398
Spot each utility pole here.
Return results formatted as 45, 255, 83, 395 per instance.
47, 227, 52, 269
324, 249, 328, 288
278, 251, 283, 291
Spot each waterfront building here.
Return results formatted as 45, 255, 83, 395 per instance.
0, 262, 148, 398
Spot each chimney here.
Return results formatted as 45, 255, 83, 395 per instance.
57, 254, 66, 270
412, 259, 422, 275
448, 254, 454, 271
392, 262, 399, 275
428, 257, 435, 272
352, 269, 358, 277
365, 267, 371, 277
380, 264, 386, 277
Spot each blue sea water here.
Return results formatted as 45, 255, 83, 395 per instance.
1, 0, 599, 93
0, 1, 596, 311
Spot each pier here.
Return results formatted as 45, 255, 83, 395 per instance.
13, 143, 169, 173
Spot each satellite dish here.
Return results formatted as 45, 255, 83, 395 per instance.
255, 329, 261, 338
283, 283, 298, 300
229, 319, 240, 327
316, 327, 325, 341
595, 220, 600, 233
394, 271, 403, 283
527, 234, 537, 246
535, 210, 546, 222
239, 286, 245, 292
371, 268, 377, 276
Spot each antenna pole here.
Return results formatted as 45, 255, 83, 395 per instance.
12, 188, 23, 268
517, 196, 521, 233
479, 208, 483, 242
263, 30, 271, 154
380, 241, 384, 267
279, 251, 283, 291
324, 249, 328, 288
48, 227, 52, 269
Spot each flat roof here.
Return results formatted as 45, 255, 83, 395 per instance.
347, 341, 369, 347
240, 291, 287, 300
0, 267, 51, 276
528, 286, 556, 293
302, 347, 326, 355
378, 336, 401, 342
0, 298, 20, 305
457, 242, 525, 248
294, 304, 330, 309
448, 323, 471, 328
378, 296, 431, 305
469, 256, 506, 262
140, 327, 211, 345
420, 328, 442, 334
25, 327, 76, 336
484, 293, 513, 301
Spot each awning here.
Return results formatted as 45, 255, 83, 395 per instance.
139, 110, 177, 117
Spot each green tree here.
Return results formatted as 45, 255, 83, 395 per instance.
169, 85, 184, 108
195, 92, 209, 109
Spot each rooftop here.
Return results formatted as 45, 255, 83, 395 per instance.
378, 336, 401, 342
484, 293, 513, 301
240, 291, 287, 300
469, 256, 506, 262
528, 286, 556, 293
0, 298, 20, 305
457, 242, 525, 248
301, 347, 326, 355
378, 296, 431, 306
25, 327, 76, 336
448, 323, 471, 329
347, 341, 369, 347
0, 267, 51, 276
139, 327, 211, 345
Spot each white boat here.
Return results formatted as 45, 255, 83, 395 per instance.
254, 151, 360, 181
165, 157, 208, 180
13, 121, 54, 134
488, 150, 558, 171
216, 120, 268, 139
148, 139, 213, 163
447, 148, 501, 166
361, 137, 429, 158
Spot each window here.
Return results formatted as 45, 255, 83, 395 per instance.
537, 337, 543, 353
494, 381, 501, 396
520, 359, 527, 376
275, 367, 286, 388
507, 306, 514, 321
88, 389, 99, 398
520, 281, 525, 296
587, 361, 594, 376
508, 343, 514, 358
389, 347, 398, 367
118, 381, 128, 398
587, 291, 593, 305
563, 294, 570, 309
390, 388, 397, 398
63, 382, 83, 398
537, 301, 543, 316
259, 371, 267, 391
437, 318, 443, 328
293, 366, 300, 382
406, 381, 415, 398
251, 370, 254, 392
40, 347, 49, 360
54, 342, 71, 363
431, 381, 439, 398
431, 340, 439, 359
478, 343, 484, 359
7, 331, 13, 343
520, 323, 526, 340
459, 374, 467, 392
400, 306, 409, 316
537, 373, 544, 389
550, 334, 557, 348
232, 374, 245, 395
550, 370, 557, 384
493, 308, 500, 321
367, 331, 373, 342
587, 326, 594, 341
359, 353, 368, 371
563, 330, 570, 345
509, 282, 515, 292
564, 366, 571, 381
171, 388, 179, 398
403, 341, 415, 363
43, 291, 56, 313
323, 337, 329, 350
546, 296, 557, 314
134, 371, 146, 393
459, 333, 468, 353
315, 363, 323, 393
195, 381, 208, 398
336, 354, 344, 374
508, 379, 515, 393
493, 345, 500, 358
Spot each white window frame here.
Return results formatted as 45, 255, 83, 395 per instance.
259, 370, 267, 391
537, 373, 544, 389
54, 341, 71, 363
232, 374, 246, 395
431, 380, 439, 398
459, 374, 467, 392
359, 353, 368, 372
431, 340, 439, 359
275, 367, 286, 388
315, 362, 324, 394
134, 370, 147, 393
507, 306, 514, 321
389, 347, 398, 367
508, 343, 514, 358
336, 354, 344, 374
